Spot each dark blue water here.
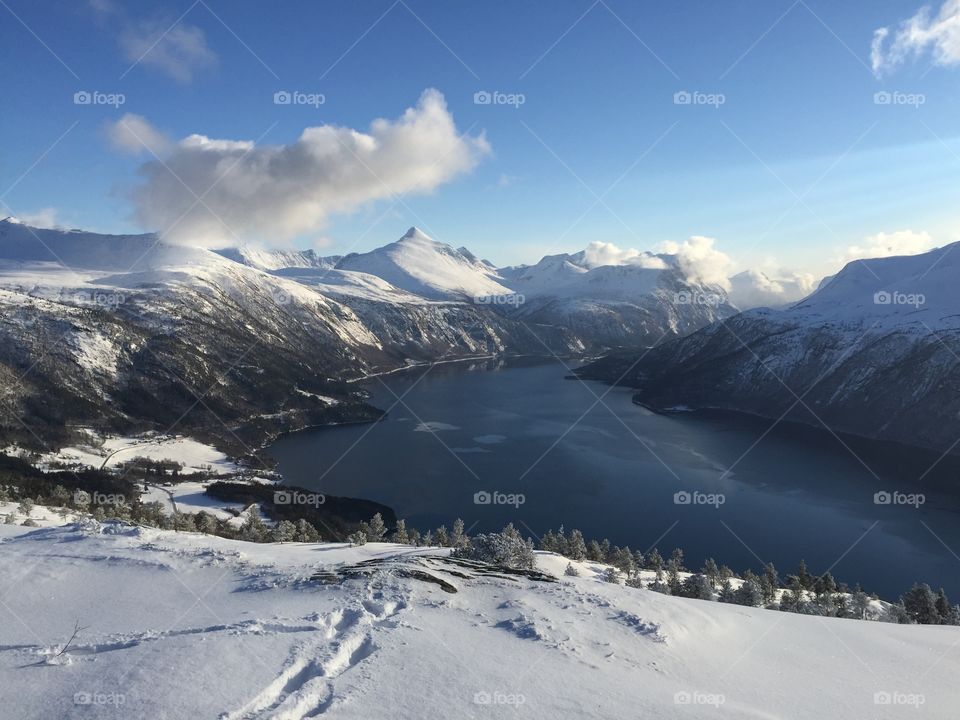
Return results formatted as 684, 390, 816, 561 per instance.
270, 357, 960, 600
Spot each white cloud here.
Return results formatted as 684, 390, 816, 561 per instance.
659, 235, 735, 289
842, 229, 935, 262
107, 113, 172, 156
728, 269, 817, 310
121, 21, 217, 83
580, 241, 666, 269
113, 89, 490, 247
871, 0, 960, 76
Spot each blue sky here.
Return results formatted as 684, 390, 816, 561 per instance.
1, 0, 958, 276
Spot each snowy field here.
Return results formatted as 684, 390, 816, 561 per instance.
0, 521, 956, 719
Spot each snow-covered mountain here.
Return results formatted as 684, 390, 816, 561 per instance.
2, 520, 955, 719
580, 242, 960, 453
500, 248, 738, 346
335, 227, 512, 301
0, 219, 577, 452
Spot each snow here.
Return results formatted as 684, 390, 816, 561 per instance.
28, 433, 239, 474
0, 522, 956, 719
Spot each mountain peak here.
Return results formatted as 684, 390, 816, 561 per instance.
398, 226, 434, 243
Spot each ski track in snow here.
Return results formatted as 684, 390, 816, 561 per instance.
221, 587, 408, 719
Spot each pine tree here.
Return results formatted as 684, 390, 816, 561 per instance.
451, 518, 467, 549
763, 562, 780, 591
734, 579, 762, 607
271, 520, 297, 543
393, 519, 409, 544
237, 513, 268, 542
669, 548, 685, 572
540, 529, 559, 553
851, 584, 870, 620
702, 558, 719, 586
347, 530, 367, 546
435, 525, 450, 547
408, 528, 421, 546
421, 530, 434, 547
587, 540, 604, 562
365, 513, 387, 542
566, 529, 587, 561
17, 498, 34, 517
647, 548, 663, 572
294, 519, 320, 542
797, 559, 814, 590
680, 574, 713, 600
935, 589, 955, 624
718, 580, 736, 603
902, 583, 940, 624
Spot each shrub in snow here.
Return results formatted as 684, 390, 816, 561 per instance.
21, 518, 39, 527
453, 523, 535, 569
17, 498, 34, 517
347, 531, 367, 546
601, 567, 621, 584
564, 562, 580, 577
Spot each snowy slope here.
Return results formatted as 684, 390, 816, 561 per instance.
0, 522, 955, 719
335, 227, 514, 301
216, 246, 341, 272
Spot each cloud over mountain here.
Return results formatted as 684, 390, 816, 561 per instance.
110, 90, 489, 247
